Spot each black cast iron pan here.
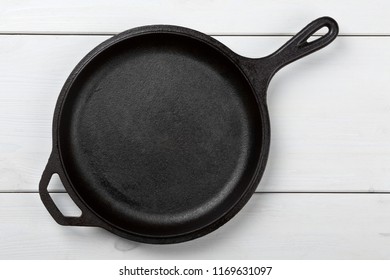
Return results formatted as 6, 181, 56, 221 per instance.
40, 17, 338, 244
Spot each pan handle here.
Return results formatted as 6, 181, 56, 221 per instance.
267, 16, 338, 74
39, 153, 100, 227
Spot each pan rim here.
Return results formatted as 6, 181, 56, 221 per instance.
52, 25, 271, 243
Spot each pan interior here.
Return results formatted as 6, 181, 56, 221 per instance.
59, 33, 263, 238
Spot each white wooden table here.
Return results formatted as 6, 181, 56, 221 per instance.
1, 0, 390, 259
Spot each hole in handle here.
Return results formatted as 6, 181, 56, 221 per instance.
47, 174, 82, 218
306, 26, 330, 43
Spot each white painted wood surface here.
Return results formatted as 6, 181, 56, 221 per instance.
1, 36, 390, 193
1, 193, 390, 259
1, 1, 390, 259
0, 0, 389, 35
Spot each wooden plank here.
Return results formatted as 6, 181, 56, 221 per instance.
0, 1, 389, 35
1, 193, 390, 259
1, 35, 390, 193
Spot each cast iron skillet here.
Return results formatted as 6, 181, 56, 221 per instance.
40, 17, 338, 244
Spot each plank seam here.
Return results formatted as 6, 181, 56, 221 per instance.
1, 191, 390, 194
0, 32, 390, 37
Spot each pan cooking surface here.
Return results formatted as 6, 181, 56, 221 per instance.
59, 33, 262, 236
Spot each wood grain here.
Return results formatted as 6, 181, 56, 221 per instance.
0, 35, 389, 193
1, 193, 389, 259
0, 1, 389, 35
